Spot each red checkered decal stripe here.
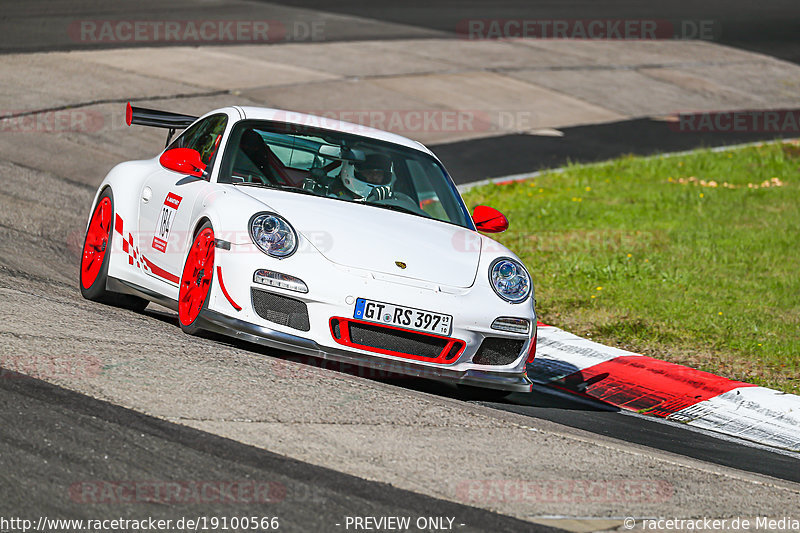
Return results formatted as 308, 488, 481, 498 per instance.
113, 212, 178, 284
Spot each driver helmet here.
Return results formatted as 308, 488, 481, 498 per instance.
341, 153, 394, 199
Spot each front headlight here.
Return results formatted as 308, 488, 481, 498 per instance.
489, 257, 532, 303
249, 212, 297, 258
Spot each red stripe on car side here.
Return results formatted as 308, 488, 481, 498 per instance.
554, 355, 755, 417
216, 266, 241, 311
141, 256, 179, 284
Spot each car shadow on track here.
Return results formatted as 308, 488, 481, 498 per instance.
136, 305, 800, 486
142, 305, 615, 413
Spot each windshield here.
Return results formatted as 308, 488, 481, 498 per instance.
218, 120, 473, 229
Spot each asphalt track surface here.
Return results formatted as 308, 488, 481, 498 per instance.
0, 369, 556, 532
2, 1, 798, 183
1, 0, 799, 527
3, 0, 799, 64
347, 374, 800, 485
433, 119, 795, 185
270, 0, 800, 65
2, 330, 798, 525
487, 393, 800, 484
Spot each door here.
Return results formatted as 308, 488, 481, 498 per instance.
137, 114, 228, 285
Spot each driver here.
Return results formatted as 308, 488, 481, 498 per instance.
332, 153, 394, 201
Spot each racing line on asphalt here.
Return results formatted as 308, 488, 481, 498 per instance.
0, 368, 556, 532
380, 374, 800, 485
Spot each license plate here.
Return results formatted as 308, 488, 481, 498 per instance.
354, 298, 452, 336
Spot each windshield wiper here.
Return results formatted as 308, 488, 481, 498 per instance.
233, 181, 319, 196
364, 202, 425, 218
233, 181, 278, 189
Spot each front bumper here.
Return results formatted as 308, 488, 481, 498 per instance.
198, 309, 533, 393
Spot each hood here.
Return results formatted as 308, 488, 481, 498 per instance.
238, 188, 482, 288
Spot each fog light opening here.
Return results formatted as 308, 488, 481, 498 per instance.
331, 318, 342, 340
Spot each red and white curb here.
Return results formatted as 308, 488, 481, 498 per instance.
460, 148, 800, 452
531, 324, 800, 452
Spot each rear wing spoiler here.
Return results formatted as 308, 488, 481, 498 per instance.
125, 102, 199, 146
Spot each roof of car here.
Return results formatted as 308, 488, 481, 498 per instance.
232, 106, 434, 156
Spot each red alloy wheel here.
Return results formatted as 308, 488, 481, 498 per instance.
81, 197, 112, 290
178, 227, 215, 326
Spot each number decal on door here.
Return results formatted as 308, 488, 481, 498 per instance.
152, 192, 182, 253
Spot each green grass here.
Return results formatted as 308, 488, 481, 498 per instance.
463, 140, 800, 394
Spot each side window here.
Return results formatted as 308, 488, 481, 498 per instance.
168, 114, 228, 167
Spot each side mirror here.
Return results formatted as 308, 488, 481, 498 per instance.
472, 205, 509, 233
159, 148, 206, 178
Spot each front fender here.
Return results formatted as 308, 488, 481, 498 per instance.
191, 185, 281, 246
87, 159, 157, 230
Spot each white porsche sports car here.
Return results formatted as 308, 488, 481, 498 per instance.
80, 103, 537, 393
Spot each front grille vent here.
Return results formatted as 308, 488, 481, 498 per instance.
251, 288, 310, 331
348, 322, 447, 359
472, 337, 525, 366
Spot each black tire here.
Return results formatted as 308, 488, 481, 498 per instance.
178, 221, 215, 336
79, 188, 149, 312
